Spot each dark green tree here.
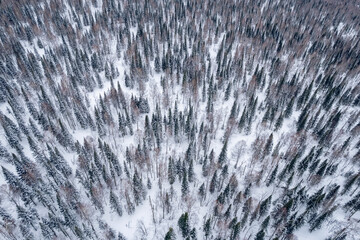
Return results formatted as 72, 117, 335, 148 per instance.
164, 227, 176, 240
110, 191, 123, 217
218, 140, 228, 165
181, 171, 189, 197
168, 157, 176, 185
133, 169, 145, 205
178, 212, 190, 238
230, 222, 240, 240
209, 170, 218, 194
254, 229, 265, 240
188, 159, 195, 183
203, 218, 211, 239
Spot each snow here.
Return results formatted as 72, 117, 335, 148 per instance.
1, 1, 359, 239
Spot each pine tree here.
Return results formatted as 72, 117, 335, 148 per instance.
203, 218, 211, 239
95, 107, 105, 137
190, 227, 197, 239
48, 145, 72, 177
263, 133, 273, 156
284, 97, 295, 118
118, 232, 127, 240
298, 147, 315, 175
188, 159, 195, 183
154, 56, 161, 73
176, 158, 182, 181
40, 221, 55, 240
1, 115, 21, 149
218, 140, 228, 166
229, 101, 238, 120
307, 187, 325, 212
261, 215, 270, 229
202, 155, 209, 177
181, 171, 189, 197
20, 223, 35, 240
118, 113, 127, 136
2, 166, 20, 192
297, 108, 308, 132
309, 207, 336, 232
164, 227, 176, 240
341, 173, 359, 195
259, 195, 272, 218
17, 205, 39, 230
168, 157, 176, 185
178, 212, 190, 238
147, 177, 152, 189
274, 112, 284, 131
230, 222, 240, 240
238, 107, 247, 132
325, 184, 340, 201
105, 62, 111, 80
344, 192, 360, 214
124, 72, 133, 88
224, 204, 232, 219
315, 160, 328, 176
198, 183, 206, 201
224, 82, 232, 101
144, 115, 153, 148
110, 191, 123, 217
209, 170, 218, 194
266, 165, 278, 186
254, 229, 265, 240
133, 169, 145, 205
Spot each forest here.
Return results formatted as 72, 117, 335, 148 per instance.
0, 0, 359, 239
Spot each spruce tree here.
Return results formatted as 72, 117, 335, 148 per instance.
218, 140, 228, 166
263, 133, 273, 156
254, 229, 265, 240
168, 157, 176, 185
203, 218, 211, 239
133, 169, 145, 205
110, 191, 123, 217
274, 112, 284, 131
164, 227, 176, 240
198, 183, 206, 201
181, 171, 189, 197
178, 212, 190, 238
188, 159, 195, 183
147, 177, 152, 189
224, 82, 232, 101
266, 165, 278, 186
341, 174, 359, 195
209, 170, 218, 194
230, 222, 240, 240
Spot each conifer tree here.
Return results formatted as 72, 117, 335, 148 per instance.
164, 227, 176, 240
188, 159, 195, 183
181, 171, 189, 197
341, 174, 359, 195
254, 229, 265, 240
198, 183, 206, 201
178, 212, 190, 238
110, 191, 123, 217
147, 177, 152, 189
224, 82, 232, 101
264, 133, 273, 156
203, 218, 211, 239
168, 157, 176, 185
218, 140, 228, 166
238, 107, 247, 132
154, 56, 161, 73
266, 165, 278, 186
133, 169, 145, 205
230, 222, 240, 240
